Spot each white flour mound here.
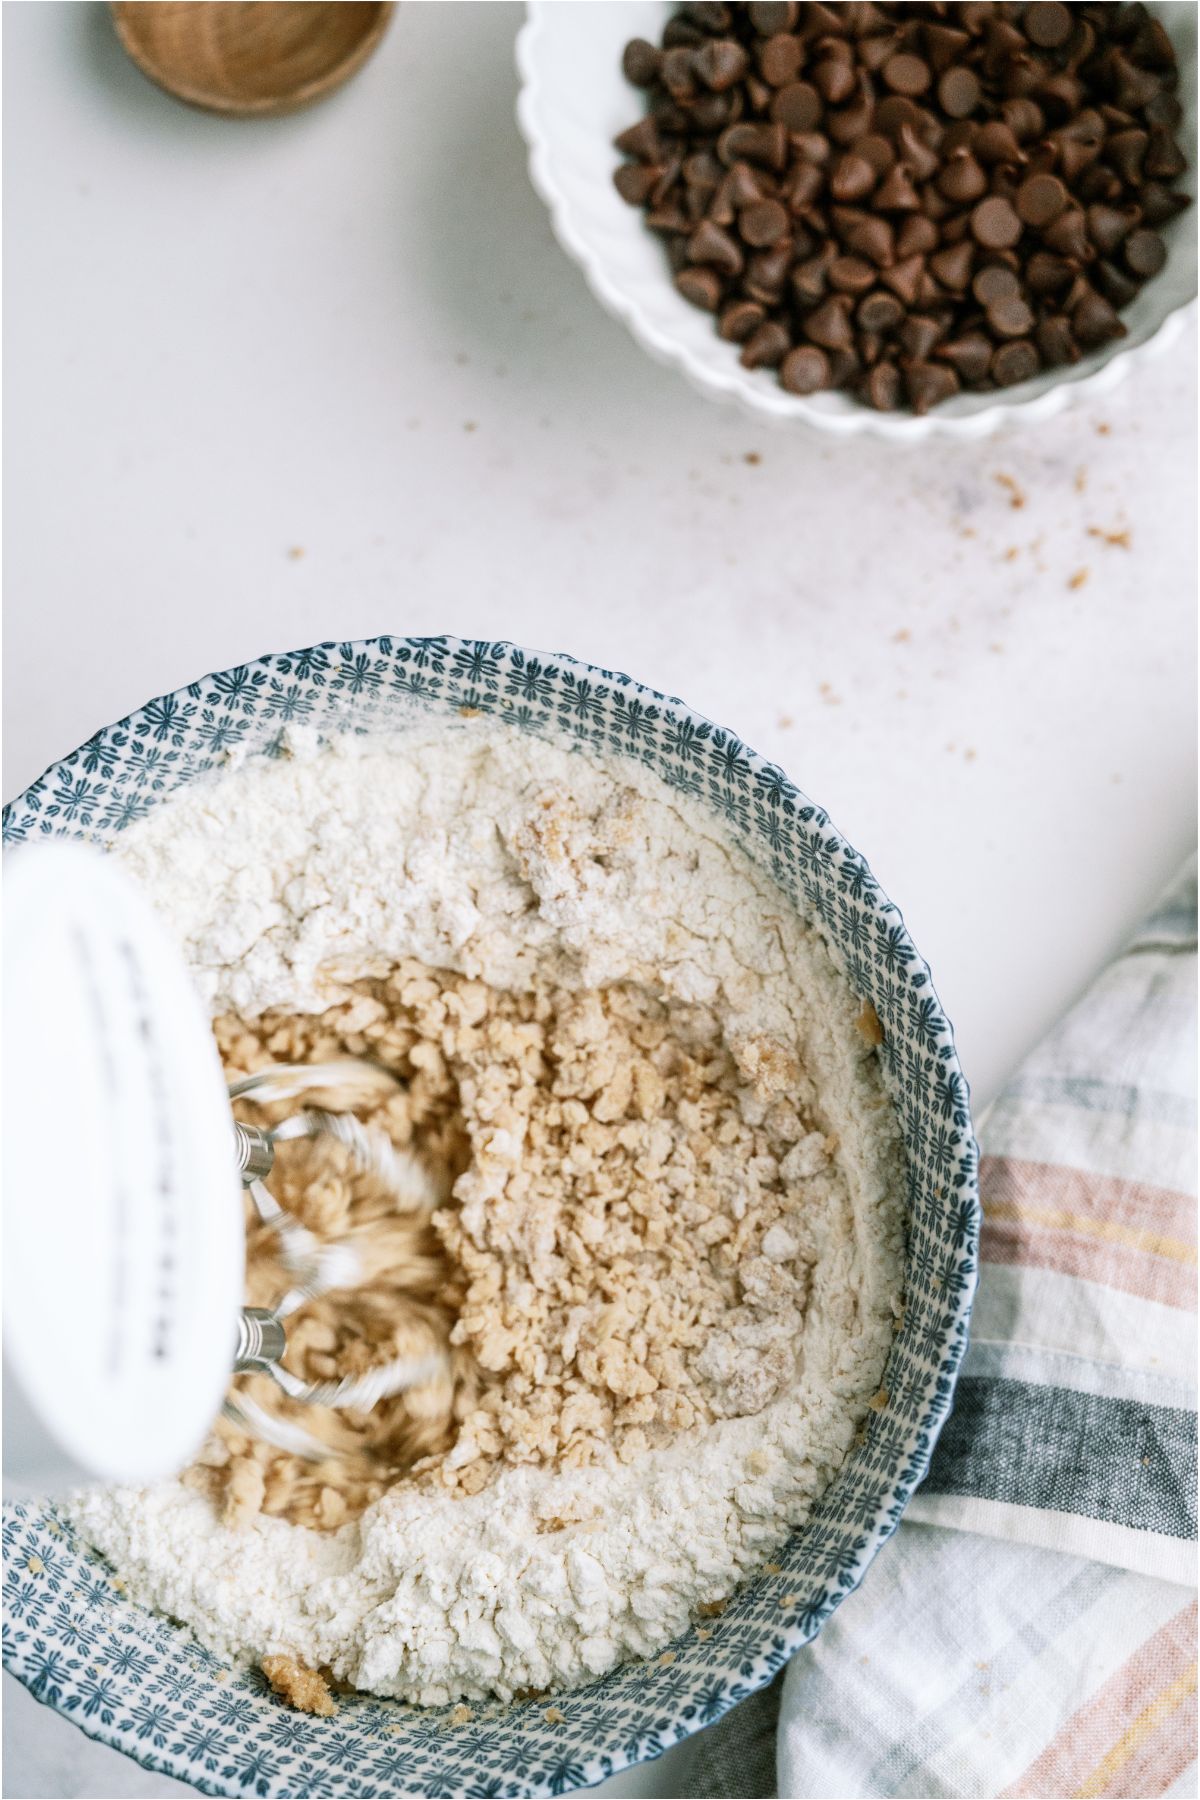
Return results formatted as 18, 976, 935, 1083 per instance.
69, 722, 905, 1705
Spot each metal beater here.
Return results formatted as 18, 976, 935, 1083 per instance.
226, 1060, 446, 1459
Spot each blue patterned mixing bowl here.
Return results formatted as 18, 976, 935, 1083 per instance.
3, 636, 979, 1797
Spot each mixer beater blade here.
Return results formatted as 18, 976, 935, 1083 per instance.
225, 1061, 447, 1459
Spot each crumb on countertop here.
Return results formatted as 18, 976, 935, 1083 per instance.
994, 473, 1025, 509
1067, 568, 1091, 590
1087, 526, 1131, 549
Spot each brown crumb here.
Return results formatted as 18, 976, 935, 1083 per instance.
697, 1598, 728, 1618
463, 422, 477, 434
778, 1593, 799, 1608
777, 714, 794, 730
1003, 546, 1019, 562
287, 546, 305, 561
994, 473, 1025, 509
449, 1703, 472, 1727
744, 451, 761, 465
262, 1655, 335, 1716
1074, 468, 1087, 494
964, 749, 977, 763
960, 526, 977, 538
989, 643, 1004, 654
1067, 568, 1090, 590
26, 1556, 43, 1575
458, 705, 482, 718
1087, 526, 1131, 549
891, 628, 911, 643
855, 1001, 884, 1048
1096, 422, 1111, 436
817, 681, 841, 706
544, 1705, 566, 1725
659, 1651, 676, 1666
763, 1562, 783, 1575
868, 1387, 890, 1412
695, 1626, 712, 1640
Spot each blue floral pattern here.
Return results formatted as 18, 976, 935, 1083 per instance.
3, 636, 979, 1797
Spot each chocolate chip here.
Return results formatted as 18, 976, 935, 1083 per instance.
815, 56, 858, 105
884, 53, 931, 96
1124, 228, 1167, 278
718, 122, 788, 170
896, 214, 939, 257
1025, 252, 1074, 295
695, 39, 750, 92
1145, 126, 1187, 182
1017, 174, 1069, 228
899, 313, 945, 360
740, 200, 791, 247
718, 299, 766, 341
1007, 102, 1047, 148
780, 344, 831, 393
875, 164, 921, 211
1025, 2, 1072, 49
614, 162, 662, 206
855, 133, 897, 177
990, 339, 1040, 385
829, 254, 878, 294
864, 360, 902, 409
675, 267, 723, 310
740, 320, 792, 367
804, 295, 855, 349
770, 81, 822, 132
873, 94, 924, 138
614, 118, 662, 162
896, 122, 941, 181
882, 253, 926, 306
971, 196, 1022, 249
791, 253, 833, 305
622, 39, 661, 87
930, 239, 975, 291
831, 153, 878, 202
1086, 203, 1136, 256
936, 332, 994, 382
905, 361, 959, 413
688, 219, 745, 276
937, 65, 980, 119
1042, 210, 1091, 261
1094, 259, 1141, 309
1106, 129, 1149, 187
842, 214, 896, 266
744, 242, 795, 302
748, 1, 798, 33
973, 120, 1023, 165
939, 149, 988, 204
1036, 314, 1080, 366
1141, 182, 1193, 227
759, 32, 803, 86
1072, 288, 1127, 346
857, 290, 904, 332
986, 294, 1035, 338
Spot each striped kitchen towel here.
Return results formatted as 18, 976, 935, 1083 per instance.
771, 855, 1198, 1798
662, 857, 1197, 1799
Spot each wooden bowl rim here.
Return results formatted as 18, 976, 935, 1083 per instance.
109, 1, 396, 117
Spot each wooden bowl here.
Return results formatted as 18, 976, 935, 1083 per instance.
110, 2, 396, 117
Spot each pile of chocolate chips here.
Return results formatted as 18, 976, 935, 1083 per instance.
614, 2, 1190, 412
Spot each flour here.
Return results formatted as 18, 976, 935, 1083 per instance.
68, 721, 905, 1705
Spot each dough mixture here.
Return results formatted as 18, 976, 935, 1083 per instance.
69, 722, 906, 1707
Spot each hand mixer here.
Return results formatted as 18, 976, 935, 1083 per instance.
3, 840, 441, 1495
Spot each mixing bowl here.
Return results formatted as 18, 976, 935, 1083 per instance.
3, 635, 979, 1797
516, 2, 1197, 442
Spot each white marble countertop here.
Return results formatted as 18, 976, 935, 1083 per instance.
3, 4, 1195, 1796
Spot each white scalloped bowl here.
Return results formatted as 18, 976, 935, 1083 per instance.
516, 1, 1197, 442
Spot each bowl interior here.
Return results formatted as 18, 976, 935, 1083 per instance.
520, 1, 1197, 430
3, 636, 979, 1797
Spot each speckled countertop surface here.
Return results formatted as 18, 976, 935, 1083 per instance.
3, 4, 1195, 1796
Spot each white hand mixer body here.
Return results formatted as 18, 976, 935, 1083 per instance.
3, 841, 441, 1495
